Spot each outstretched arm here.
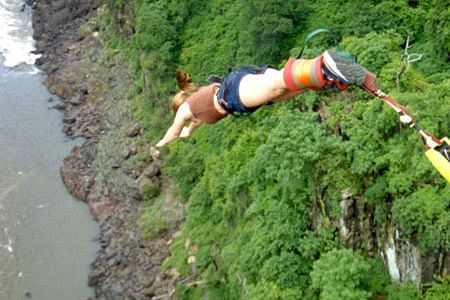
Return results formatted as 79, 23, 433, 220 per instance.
156, 102, 193, 147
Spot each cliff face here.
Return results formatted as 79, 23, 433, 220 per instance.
33, 0, 100, 43
337, 193, 449, 285
31, 1, 181, 298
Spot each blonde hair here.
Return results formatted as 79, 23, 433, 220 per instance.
171, 69, 198, 113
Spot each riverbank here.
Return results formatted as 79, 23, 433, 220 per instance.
32, 1, 183, 298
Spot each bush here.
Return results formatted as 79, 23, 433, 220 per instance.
422, 277, 450, 300
141, 181, 161, 200
392, 186, 450, 252
139, 196, 169, 240
386, 282, 421, 300
311, 249, 372, 300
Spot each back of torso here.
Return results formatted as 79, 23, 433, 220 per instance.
187, 83, 226, 124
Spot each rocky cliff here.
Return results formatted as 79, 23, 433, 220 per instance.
32, 1, 182, 298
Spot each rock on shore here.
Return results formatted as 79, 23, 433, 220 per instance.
32, 1, 182, 298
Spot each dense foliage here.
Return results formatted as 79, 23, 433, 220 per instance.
99, 0, 449, 299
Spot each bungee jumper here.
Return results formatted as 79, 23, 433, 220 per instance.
155, 48, 450, 183
155, 50, 376, 147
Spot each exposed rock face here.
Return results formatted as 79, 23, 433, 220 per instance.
33, 0, 100, 44
32, 1, 181, 298
389, 231, 449, 284
60, 142, 96, 201
338, 190, 449, 285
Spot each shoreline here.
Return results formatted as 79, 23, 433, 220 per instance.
32, 1, 181, 298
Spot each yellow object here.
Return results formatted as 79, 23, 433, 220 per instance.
425, 137, 450, 183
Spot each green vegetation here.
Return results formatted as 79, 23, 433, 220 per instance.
422, 277, 450, 300
311, 249, 385, 300
139, 196, 170, 240
99, 0, 449, 299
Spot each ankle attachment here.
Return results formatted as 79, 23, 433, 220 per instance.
283, 56, 326, 92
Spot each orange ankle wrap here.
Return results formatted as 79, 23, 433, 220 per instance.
283, 56, 326, 91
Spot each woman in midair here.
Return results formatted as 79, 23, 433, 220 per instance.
156, 50, 378, 148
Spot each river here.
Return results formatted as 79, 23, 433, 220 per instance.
0, 1, 99, 299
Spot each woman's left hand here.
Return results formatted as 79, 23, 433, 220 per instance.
149, 145, 162, 159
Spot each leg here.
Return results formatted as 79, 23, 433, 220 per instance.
284, 50, 376, 93
238, 68, 302, 108
237, 51, 374, 109
239, 55, 327, 108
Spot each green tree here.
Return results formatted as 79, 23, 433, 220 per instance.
422, 278, 450, 300
426, 0, 450, 56
310, 249, 372, 300
392, 186, 450, 252
247, 279, 303, 300
386, 283, 421, 300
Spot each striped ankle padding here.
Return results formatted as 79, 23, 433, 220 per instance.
283, 56, 326, 91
